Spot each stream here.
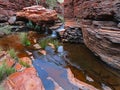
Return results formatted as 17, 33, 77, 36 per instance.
0, 31, 119, 90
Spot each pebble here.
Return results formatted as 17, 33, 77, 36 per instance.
33, 44, 41, 49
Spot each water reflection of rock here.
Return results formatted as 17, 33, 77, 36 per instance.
32, 48, 98, 90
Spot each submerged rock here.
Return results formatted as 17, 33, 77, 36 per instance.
33, 59, 98, 90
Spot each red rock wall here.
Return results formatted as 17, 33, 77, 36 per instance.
64, 0, 120, 70
0, 0, 35, 16
64, 0, 74, 18
64, 0, 120, 22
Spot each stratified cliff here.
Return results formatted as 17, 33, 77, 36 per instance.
64, 0, 120, 69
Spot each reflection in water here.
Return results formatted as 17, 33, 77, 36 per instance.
0, 32, 119, 90
33, 51, 98, 90
64, 43, 120, 90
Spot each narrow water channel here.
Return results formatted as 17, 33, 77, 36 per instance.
0, 32, 119, 90
64, 43, 120, 90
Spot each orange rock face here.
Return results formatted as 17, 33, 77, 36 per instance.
4, 67, 45, 90
16, 5, 58, 24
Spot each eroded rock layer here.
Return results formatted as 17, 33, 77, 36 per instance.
16, 5, 58, 24
64, 0, 120, 69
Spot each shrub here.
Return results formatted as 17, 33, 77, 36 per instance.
26, 20, 41, 31
26, 20, 34, 29
7, 48, 18, 62
0, 63, 16, 81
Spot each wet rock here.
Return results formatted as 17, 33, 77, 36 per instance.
33, 44, 41, 50
16, 5, 58, 24
86, 75, 94, 82
62, 27, 83, 43
38, 50, 47, 55
4, 67, 45, 90
25, 50, 32, 56
48, 43, 55, 49
67, 68, 98, 90
57, 46, 64, 53
45, 46, 55, 54
101, 83, 112, 90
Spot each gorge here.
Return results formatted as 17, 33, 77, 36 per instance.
0, 0, 120, 90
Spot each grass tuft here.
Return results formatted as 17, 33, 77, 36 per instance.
7, 48, 18, 62
19, 32, 31, 46
0, 63, 16, 82
19, 60, 30, 68
39, 37, 61, 50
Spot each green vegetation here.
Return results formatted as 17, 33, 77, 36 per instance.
0, 25, 12, 35
26, 20, 41, 31
19, 60, 30, 68
26, 20, 34, 29
51, 39, 61, 50
19, 32, 31, 46
57, 14, 64, 23
0, 63, 16, 81
39, 37, 61, 50
7, 48, 18, 61
46, 0, 57, 9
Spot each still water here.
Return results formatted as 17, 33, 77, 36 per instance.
0, 32, 119, 90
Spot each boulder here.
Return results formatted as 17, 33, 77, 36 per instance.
4, 67, 45, 90
16, 5, 58, 24
8, 16, 16, 25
